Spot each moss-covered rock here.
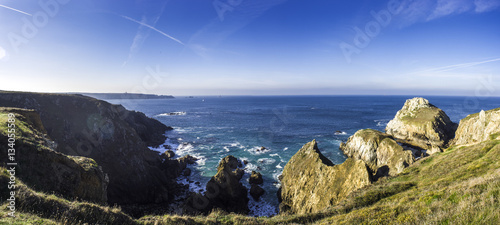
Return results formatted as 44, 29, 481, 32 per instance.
0, 108, 108, 203
386, 97, 457, 152
340, 129, 415, 176
452, 108, 500, 146
279, 140, 372, 214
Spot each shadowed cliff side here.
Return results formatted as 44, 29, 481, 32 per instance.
0, 107, 108, 203
0, 91, 177, 205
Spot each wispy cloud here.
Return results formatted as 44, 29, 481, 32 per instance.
397, 0, 500, 27
411, 57, 500, 74
120, 15, 184, 46
0, 4, 32, 16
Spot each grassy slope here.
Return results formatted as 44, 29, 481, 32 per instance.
1, 140, 498, 224
1, 121, 498, 224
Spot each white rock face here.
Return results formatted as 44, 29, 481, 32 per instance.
453, 108, 500, 146
385, 97, 456, 152
340, 129, 415, 176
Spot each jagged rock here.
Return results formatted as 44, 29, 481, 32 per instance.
250, 184, 265, 201
165, 150, 175, 159
452, 108, 500, 146
340, 129, 415, 176
279, 140, 372, 214
183, 155, 249, 214
249, 171, 263, 185
0, 108, 108, 203
0, 91, 176, 205
386, 97, 457, 152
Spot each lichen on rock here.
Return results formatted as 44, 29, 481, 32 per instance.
340, 129, 415, 177
452, 108, 500, 146
279, 140, 372, 214
385, 97, 457, 152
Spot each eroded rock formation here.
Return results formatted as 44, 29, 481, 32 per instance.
386, 97, 457, 152
279, 140, 372, 214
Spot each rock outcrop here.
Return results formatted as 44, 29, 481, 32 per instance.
340, 129, 415, 176
279, 140, 372, 214
0, 108, 108, 203
386, 97, 457, 152
0, 91, 179, 205
452, 108, 500, 146
249, 171, 263, 185
184, 155, 249, 214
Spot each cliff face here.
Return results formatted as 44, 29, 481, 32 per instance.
0, 108, 108, 203
279, 140, 372, 214
0, 91, 176, 205
386, 97, 457, 152
452, 108, 500, 146
340, 129, 415, 176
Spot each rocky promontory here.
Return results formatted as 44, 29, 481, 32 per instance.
0, 91, 180, 205
340, 129, 415, 176
279, 140, 372, 214
452, 108, 500, 146
386, 97, 457, 153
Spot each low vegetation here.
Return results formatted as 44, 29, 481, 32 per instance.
2, 138, 497, 224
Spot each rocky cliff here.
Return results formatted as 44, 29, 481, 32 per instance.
0, 107, 108, 203
452, 108, 500, 146
340, 129, 415, 176
0, 91, 178, 205
386, 97, 457, 153
279, 140, 372, 214
183, 155, 249, 214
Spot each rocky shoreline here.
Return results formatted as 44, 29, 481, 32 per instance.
1, 93, 499, 223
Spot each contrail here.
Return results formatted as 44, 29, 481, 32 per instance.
120, 15, 184, 45
415, 58, 500, 74
0, 4, 32, 16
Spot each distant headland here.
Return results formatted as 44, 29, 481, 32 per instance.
76, 92, 175, 100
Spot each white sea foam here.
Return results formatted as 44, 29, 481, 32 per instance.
269, 153, 279, 157
375, 119, 390, 127
283, 147, 288, 151
257, 158, 276, 165
149, 137, 179, 154
176, 176, 205, 193
157, 111, 186, 116
247, 146, 271, 155
334, 131, 347, 135
276, 163, 282, 169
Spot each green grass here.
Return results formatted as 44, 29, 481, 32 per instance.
1, 107, 498, 224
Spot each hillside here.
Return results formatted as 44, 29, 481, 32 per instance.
2, 134, 497, 224
0, 95, 498, 224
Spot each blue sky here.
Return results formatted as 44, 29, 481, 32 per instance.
0, 0, 499, 96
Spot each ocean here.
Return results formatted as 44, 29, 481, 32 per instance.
106, 95, 500, 216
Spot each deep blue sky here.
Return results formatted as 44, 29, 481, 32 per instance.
1, 0, 499, 96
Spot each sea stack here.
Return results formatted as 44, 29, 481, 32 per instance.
385, 97, 457, 154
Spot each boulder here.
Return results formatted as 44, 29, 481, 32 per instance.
452, 108, 500, 146
279, 140, 372, 214
340, 129, 415, 176
249, 171, 263, 185
164, 150, 175, 159
386, 97, 457, 152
